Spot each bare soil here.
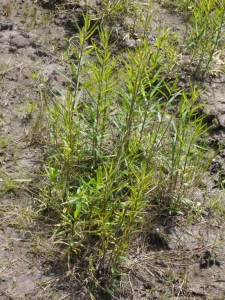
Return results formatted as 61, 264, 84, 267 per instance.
1, 1, 225, 299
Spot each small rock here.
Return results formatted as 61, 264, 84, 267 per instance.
0, 23, 13, 31
10, 35, 29, 48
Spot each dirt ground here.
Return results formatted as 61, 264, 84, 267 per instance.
1, 1, 225, 299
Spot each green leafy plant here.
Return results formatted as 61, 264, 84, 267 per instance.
187, 0, 225, 75
160, 0, 225, 75
37, 6, 214, 297
102, 0, 135, 17
160, 0, 193, 11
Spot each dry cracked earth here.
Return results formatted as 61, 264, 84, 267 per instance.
1, 1, 225, 299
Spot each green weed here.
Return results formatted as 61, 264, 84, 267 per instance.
0, 171, 32, 194
3, 2, 12, 16
31, 1, 222, 297
162, 0, 225, 75
186, 0, 225, 75
160, 0, 193, 11
102, 0, 135, 18
35, 9, 214, 295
